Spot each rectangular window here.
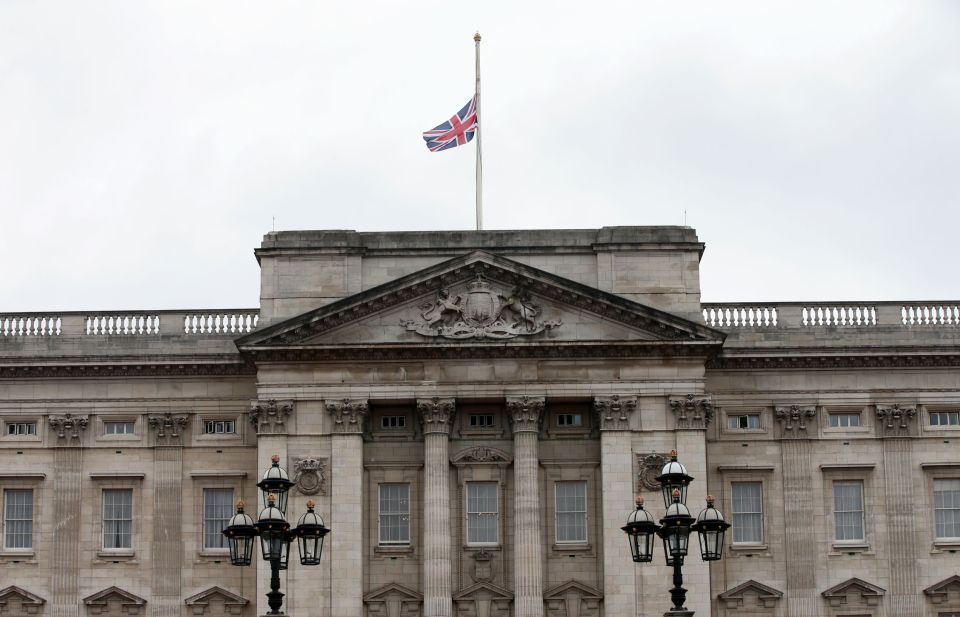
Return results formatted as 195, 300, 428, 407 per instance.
203, 488, 234, 549
378, 484, 411, 545
557, 413, 583, 427
466, 482, 498, 544
555, 481, 587, 543
102, 489, 133, 550
469, 414, 494, 428
204, 420, 236, 434
731, 482, 763, 544
104, 421, 135, 435
934, 479, 960, 540
3, 489, 33, 549
829, 413, 861, 428
727, 414, 760, 430
833, 480, 865, 542
931, 411, 960, 426
6, 422, 37, 436
380, 416, 406, 430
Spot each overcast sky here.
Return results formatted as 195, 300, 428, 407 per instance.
2, 1, 958, 312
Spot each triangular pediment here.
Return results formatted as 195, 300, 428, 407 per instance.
543, 580, 603, 600
83, 586, 147, 607
453, 581, 514, 601
184, 586, 248, 607
822, 577, 885, 608
718, 580, 782, 609
238, 251, 723, 359
364, 583, 423, 603
925, 575, 960, 604
0, 585, 45, 606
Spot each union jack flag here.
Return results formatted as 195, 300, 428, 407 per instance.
422, 97, 478, 152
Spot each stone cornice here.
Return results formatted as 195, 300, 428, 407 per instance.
708, 351, 960, 370
0, 358, 255, 379
506, 396, 545, 433
324, 398, 369, 435
417, 397, 455, 435
593, 395, 638, 431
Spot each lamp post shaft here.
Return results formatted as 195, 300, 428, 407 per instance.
665, 559, 694, 617
266, 557, 285, 615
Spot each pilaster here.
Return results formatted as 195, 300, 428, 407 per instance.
418, 397, 455, 617
149, 431, 184, 617
50, 444, 84, 617
506, 396, 545, 617
593, 396, 637, 617
325, 398, 368, 617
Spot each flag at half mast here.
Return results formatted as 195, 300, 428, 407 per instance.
422, 96, 478, 152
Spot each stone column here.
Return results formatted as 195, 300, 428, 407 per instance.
48, 414, 88, 617
593, 396, 637, 617
506, 396, 545, 617
419, 397, 455, 617
325, 399, 368, 617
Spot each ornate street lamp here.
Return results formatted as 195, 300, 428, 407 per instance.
623, 450, 731, 617
223, 456, 331, 616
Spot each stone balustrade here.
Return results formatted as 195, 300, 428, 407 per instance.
702, 302, 960, 329
0, 310, 259, 337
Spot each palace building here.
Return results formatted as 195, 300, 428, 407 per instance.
1, 226, 958, 617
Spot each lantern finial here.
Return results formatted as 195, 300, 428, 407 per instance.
671, 488, 681, 502
670, 449, 678, 459
267, 493, 276, 506
635, 495, 644, 507
306, 499, 316, 509
271, 454, 281, 464
236, 500, 245, 511
706, 495, 716, 506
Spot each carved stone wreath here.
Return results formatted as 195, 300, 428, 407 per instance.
636, 453, 669, 492
293, 457, 327, 496
400, 275, 561, 340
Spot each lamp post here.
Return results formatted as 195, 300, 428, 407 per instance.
223, 455, 330, 616
622, 450, 730, 617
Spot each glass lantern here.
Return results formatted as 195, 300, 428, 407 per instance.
691, 495, 731, 561
654, 450, 694, 508
657, 489, 695, 566
255, 494, 291, 561
622, 496, 660, 563
257, 455, 296, 515
294, 500, 330, 566
222, 501, 256, 566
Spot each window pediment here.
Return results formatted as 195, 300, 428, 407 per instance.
717, 580, 783, 610
0, 585, 45, 611
821, 578, 885, 608
183, 586, 249, 615
925, 575, 960, 605
83, 586, 147, 615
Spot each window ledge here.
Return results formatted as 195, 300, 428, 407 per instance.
463, 544, 501, 552
0, 550, 36, 563
829, 542, 871, 555
196, 550, 231, 563
375, 545, 415, 555
730, 543, 768, 552
95, 550, 136, 562
932, 540, 960, 553
552, 543, 591, 553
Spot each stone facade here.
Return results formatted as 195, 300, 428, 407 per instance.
0, 227, 958, 617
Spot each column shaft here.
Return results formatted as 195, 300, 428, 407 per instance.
420, 397, 455, 617
507, 396, 545, 617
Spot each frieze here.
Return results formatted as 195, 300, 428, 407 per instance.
593, 395, 637, 431
506, 396, 545, 433
325, 399, 369, 435
401, 275, 561, 340
292, 456, 328, 496
248, 399, 293, 434
48, 413, 89, 442
147, 412, 189, 445
775, 405, 816, 434
418, 397, 455, 434
875, 404, 917, 435
636, 453, 670, 492
669, 395, 714, 429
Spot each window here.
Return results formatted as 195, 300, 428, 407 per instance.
557, 413, 583, 428
104, 421, 135, 435
555, 481, 587, 543
833, 480, 865, 542
731, 482, 763, 544
934, 479, 960, 540
380, 416, 406, 430
204, 420, 235, 434
829, 413, 861, 428
727, 414, 760, 430
378, 484, 410, 545
466, 482, 498, 544
6, 422, 36, 436
102, 489, 133, 550
203, 488, 234, 549
469, 414, 494, 428
3, 489, 33, 549
931, 411, 960, 426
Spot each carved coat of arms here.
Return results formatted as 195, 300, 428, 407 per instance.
293, 457, 327, 496
401, 276, 561, 340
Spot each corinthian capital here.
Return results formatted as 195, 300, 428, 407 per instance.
249, 399, 293, 435
593, 395, 638, 431
775, 405, 816, 436
418, 397, 455, 435
506, 396, 545, 434
147, 412, 189, 446
324, 399, 369, 434
876, 404, 917, 436
48, 413, 89, 442
669, 394, 714, 429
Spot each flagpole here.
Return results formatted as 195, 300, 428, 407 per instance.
474, 31, 483, 231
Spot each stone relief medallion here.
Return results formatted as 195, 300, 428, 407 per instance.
292, 457, 327, 495
637, 453, 669, 492
400, 275, 561, 340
